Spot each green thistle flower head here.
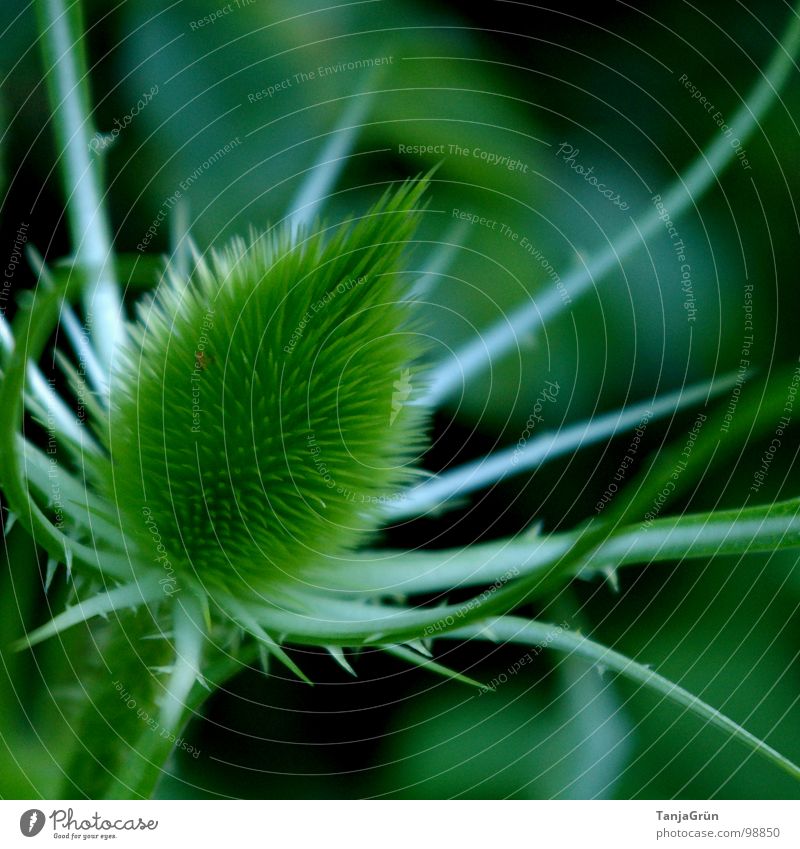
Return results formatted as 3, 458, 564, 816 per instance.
94, 179, 430, 600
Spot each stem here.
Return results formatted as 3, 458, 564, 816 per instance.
36, 0, 123, 373
0, 313, 87, 445
102, 599, 205, 799
247, 497, 800, 647
60, 303, 108, 391
0, 284, 131, 579
15, 487, 800, 652
600, 364, 800, 528
160, 597, 205, 730
388, 373, 737, 520
448, 617, 800, 782
423, 4, 800, 406
309, 497, 800, 597
103, 636, 258, 799
14, 579, 162, 651
287, 88, 375, 235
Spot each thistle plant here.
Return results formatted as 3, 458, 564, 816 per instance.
2, 0, 800, 799
99, 182, 430, 603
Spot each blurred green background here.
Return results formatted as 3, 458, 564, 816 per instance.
0, 0, 798, 799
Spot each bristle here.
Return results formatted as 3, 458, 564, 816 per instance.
95, 179, 432, 600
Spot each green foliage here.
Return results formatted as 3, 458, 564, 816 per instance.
1, 0, 799, 802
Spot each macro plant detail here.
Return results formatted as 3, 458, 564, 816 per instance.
99, 180, 430, 601
1, 0, 799, 802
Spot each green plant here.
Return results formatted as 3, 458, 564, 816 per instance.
1, 0, 799, 799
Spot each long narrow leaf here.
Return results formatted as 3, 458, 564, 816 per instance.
423, 5, 800, 406
449, 617, 800, 782
389, 374, 737, 520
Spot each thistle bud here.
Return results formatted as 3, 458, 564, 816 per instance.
95, 181, 430, 600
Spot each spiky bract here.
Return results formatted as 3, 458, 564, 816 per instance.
95, 181, 430, 599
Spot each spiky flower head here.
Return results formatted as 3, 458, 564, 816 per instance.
93, 179, 430, 602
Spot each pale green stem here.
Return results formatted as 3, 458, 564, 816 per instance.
159, 596, 206, 731
168, 197, 192, 281
447, 617, 800, 782
95, 596, 207, 799
16, 495, 800, 650
13, 577, 162, 650
389, 373, 737, 520
0, 286, 131, 580
287, 90, 375, 235
37, 0, 123, 373
312, 498, 800, 596
424, 5, 800, 406
60, 303, 107, 391
103, 625, 250, 800
0, 313, 86, 445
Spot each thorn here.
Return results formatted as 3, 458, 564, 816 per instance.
525, 520, 544, 539
25, 246, 56, 287
326, 646, 356, 676
235, 611, 313, 685
404, 639, 432, 658
199, 595, 212, 632
44, 558, 59, 592
603, 566, 620, 593
64, 545, 74, 581
385, 644, 485, 690
363, 633, 385, 645
141, 631, 172, 641
480, 625, 500, 643
3, 512, 18, 537
263, 637, 313, 686
257, 643, 270, 674
596, 663, 608, 679
88, 133, 118, 156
